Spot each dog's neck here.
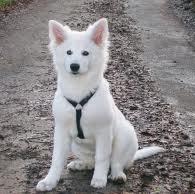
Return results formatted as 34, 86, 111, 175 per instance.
57, 71, 103, 102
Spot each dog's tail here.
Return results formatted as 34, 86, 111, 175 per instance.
133, 146, 165, 161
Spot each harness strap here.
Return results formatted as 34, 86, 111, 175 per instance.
65, 90, 97, 139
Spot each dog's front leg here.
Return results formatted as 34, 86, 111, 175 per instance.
36, 124, 71, 191
91, 131, 112, 188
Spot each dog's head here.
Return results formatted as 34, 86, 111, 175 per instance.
49, 18, 109, 77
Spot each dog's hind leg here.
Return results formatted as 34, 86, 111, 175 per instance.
68, 139, 95, 171
109, 121, 138, 183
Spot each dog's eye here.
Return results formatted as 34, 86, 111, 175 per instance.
67, 50, 73, 55
82, 51, 89, 56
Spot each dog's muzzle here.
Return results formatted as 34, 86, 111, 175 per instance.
70, 63, 80, 74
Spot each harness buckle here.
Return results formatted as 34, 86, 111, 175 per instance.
75, 103, 82, 110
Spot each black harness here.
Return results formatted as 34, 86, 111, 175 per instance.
65, 89, 97, 139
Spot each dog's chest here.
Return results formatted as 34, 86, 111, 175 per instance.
68, 96, 112, 139
68, 104, 101, 139
54, 81, 113, 139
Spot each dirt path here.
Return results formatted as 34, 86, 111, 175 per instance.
127, 0, 195, 141
0, 0, 194, 193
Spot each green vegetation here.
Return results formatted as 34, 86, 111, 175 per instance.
0, 0, 14, 8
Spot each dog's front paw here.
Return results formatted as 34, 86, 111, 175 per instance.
90, 177, 107, 188
36, 178, 57, 191
108, 172, 127, 184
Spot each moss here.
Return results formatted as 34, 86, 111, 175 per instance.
0, 0, 14, 8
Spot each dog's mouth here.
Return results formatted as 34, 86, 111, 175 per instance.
71, 72, 79, 75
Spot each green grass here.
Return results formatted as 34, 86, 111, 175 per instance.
0, 0, 14, 8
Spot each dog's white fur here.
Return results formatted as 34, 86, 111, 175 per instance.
36, 18, 164, 191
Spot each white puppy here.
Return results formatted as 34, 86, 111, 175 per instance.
36, 18, 164, 191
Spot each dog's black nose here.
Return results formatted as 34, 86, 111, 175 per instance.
70, 63, 80, 72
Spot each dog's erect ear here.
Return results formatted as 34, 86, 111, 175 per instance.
89, 18, 109, 46
49, 20, 67, 44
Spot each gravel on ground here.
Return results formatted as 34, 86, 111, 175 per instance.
169, 0, 195, 46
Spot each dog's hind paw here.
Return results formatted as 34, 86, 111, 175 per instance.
36, 178, 57, 191
90, 177, 107, 188
67, 160, 94, 171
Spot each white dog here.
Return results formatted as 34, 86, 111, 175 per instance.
36, 18, 164, 191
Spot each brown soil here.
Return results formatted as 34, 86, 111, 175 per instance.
0, 0, 194, 193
